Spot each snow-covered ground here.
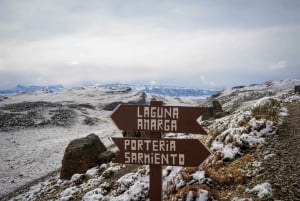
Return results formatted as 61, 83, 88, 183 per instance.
0, 85, 203, 197
1, 79, 300, 200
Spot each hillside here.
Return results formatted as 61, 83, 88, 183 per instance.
1, 79, 300, 201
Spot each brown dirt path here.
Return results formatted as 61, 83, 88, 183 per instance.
259, 101, 300, 200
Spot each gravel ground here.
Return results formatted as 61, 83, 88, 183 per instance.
255, 101, 300, 201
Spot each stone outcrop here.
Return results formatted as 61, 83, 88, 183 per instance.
202, 100, 227, 120
295, 85, 300, 94
60, 134, 115, 180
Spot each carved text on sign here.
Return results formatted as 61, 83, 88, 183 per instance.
137, 106, 179, 132
113, 137, 211, 167
115, 138, 185, 166
124, 139, 184, 165
111, 104, 208, 134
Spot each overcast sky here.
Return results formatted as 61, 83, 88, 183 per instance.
0, 0, 299, 89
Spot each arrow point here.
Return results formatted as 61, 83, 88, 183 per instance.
197, 121, 208, 135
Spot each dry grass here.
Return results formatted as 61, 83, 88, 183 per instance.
203, 154, 252, 186
164, 154, 254, 200
166, 184, 211, 201
251, 98, 280, 122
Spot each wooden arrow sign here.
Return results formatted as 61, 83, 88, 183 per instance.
112, 137, 211, 167
111, 104, 207, 134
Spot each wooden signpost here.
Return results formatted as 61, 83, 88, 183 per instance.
110, 100, 210, 201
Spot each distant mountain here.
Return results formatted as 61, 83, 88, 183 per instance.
0, 84, 64, 94
0, 83, 221, 97
102, 83, 222, 97
142, 85, 221, 97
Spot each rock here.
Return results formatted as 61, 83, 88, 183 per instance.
97, 151, 116, 164
71, 174, 86, 185
202, 100, 226, 120
295, 85, 300, 94
83, 116, 99, 125
236, 184, 246, 192
102, 101, 123, 111
102, 169, 114, 179
128, 92, 146, 105
232, 85, 246, 90
60, 134, 108, 180
211, 91, 223, 98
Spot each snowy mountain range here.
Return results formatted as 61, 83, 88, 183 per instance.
102, 83, 222, 97
0, 83, 221, 98
0, 84, 64, 94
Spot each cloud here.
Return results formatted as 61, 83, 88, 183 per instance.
200, 75, 216, 86
268, 60, 287, 70
66, 61, 80, 66
0, 26, 299, 88
0, 1, 300, 88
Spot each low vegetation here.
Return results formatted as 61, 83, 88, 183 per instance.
251, 98, 280, 122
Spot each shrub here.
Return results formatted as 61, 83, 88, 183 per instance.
251, 99, 280, 122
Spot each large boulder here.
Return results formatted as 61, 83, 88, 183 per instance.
202, 100, 227, 120
60, 133, 115, 179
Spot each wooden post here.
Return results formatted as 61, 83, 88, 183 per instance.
149, 100, 163, 201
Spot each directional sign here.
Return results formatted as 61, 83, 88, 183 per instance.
112, 137, 211, 167
110, 101, 209, 201
111, 104, 207, 134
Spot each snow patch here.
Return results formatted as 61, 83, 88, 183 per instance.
221, 143, 240, 160
82, 188, 104, 201
252, 161, 262, 167
114, 171, 149, 200
192, 171, 206, 183
246, 182, 272, 198
279, 107, 289, 117
86, 167, 99, 177
232, 198, 253, 201
59, 186, 81, 201
196, 189, 209, 201
253, 97, 273, 108
264, 153, 276, 160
